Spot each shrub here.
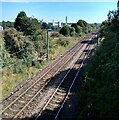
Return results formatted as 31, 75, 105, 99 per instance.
60, 25, 70, 36
50, 32, 60, 38
57, 37, 70, 47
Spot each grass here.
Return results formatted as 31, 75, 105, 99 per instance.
1, 35, 84, 99
49, 37, 81, 60
0, 69, 2, 100
2, 66, 37, 99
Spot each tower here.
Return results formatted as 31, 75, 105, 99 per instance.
65, 16, 67, 25
58, 21, 60, 28
117, 0, 119, 11
52, 19, 54, 26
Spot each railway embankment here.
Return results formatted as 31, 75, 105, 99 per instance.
1, 32, 97, 119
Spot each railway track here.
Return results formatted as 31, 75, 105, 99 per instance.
1, 34, 90, 104
34, 37, 94, 120
1, 33, 95, 119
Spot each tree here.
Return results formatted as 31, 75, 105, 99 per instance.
41, 22, 48, 29
60, 25, 70, 36
71, 23, 82, 35
77, 20, 88, 28
78, 2, 119, 119
2, 21, 14, 29
69, 27, 75, 36
14, 11, 28, 31
25, 17, 40, 35
3, 28, 34, 59
14, 11, 41, 35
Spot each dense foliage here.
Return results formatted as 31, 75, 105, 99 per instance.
0, 21, 14, 29
2, 11, 83, 71
1, 11, 99, 97
2, 11, 47, 70
14, 11, 41, 35
60, 19, 99, 36
60, 25, 71, 36
2, 11, 77, 97
78, 6, 119, 120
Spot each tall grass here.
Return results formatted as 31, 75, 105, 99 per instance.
2, 35, 84, 99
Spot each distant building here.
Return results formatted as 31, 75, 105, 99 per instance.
61, 22, 75, 27
48, 16, 76, 30
50, 21, 76, 28
47, 29, 54, 33
67, 23, 75, 26
52, 19, 55, 26
53, 21, 61, 28
0, 26, 3, 31
66, 16, 67, 25
117, 0, 119, 11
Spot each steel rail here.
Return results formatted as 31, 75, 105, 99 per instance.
2, 38, 82, 110
34, 37, 93, 120
2, 33, 94, 119
2, 32, 92, 103
2, 35, 88, 118
54, 42, 93, 120
34, 52, 85, 120
12, 40, 87, 119
13, 34, 94, 119
1, 34, 85, 104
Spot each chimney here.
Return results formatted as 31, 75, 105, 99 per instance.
66, 16, 67, 25
117, 0, 119, 11
52, 19, 54, 26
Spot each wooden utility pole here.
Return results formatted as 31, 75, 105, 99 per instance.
46, 30, 49, 59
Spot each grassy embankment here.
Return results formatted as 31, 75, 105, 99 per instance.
2, 35, 84, 99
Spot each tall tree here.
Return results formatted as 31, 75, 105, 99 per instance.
25, 17, 40, 35
41, 22, 48, 29
77, 20, 88, 28
14, 11, 28, 31
71, 23, 82, 35
60, 25, 70, 36
14, 11, 41, 35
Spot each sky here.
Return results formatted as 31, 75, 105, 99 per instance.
1, 1, 117, 23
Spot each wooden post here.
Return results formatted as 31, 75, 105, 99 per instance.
46, 30, 49, 59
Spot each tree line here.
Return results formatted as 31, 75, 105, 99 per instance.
1, 11, 99, 68
60, 20, 99, 36
0, 21, 14, 29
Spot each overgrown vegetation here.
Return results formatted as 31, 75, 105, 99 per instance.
0, 21, 14, 29
78, 3, 119, 120
60, 20, 99, 36
1, 11, 99, 98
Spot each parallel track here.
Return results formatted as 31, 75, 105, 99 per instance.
1, 33, 95, 119
1, 34, 89, 104
34, 37, 94, 120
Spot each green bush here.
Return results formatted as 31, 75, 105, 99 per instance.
60, 25, 70, 36
57, 37, 70, 47
50, 32, 60, 38
78, 7, 119, 120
